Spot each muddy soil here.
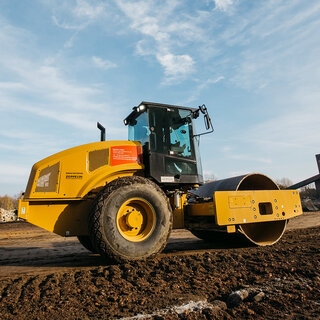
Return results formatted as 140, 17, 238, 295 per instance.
0, 212, 319, 319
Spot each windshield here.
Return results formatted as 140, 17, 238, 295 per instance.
128, 111, 149, 147
169, 109, 194, 158
149, 107, 195, 160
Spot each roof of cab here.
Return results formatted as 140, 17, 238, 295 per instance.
124, 101, 197, 125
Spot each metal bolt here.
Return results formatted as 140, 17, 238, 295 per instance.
252, 200, 255, 204
274, 199, 277, 203
277, 213, 279, 217
254, 215, 257, 219
275, 206, 278, 210
228, 218, 231, 222
253, 208, 256, 211
232, 218, 235, 221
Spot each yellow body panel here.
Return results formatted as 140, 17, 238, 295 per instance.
23, 140, 143, 200
172, 194, 187, 229
19, 199, 91, 236
18, 140, 144, 236
187, 189, 302, 225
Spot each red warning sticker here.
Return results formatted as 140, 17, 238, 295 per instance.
110, 146, 142, 166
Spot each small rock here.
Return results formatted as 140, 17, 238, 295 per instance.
212, 300, 227, 311
253, 292, 265, 302
227, 289, 249, 308
0, 208, 17, 222
236, 289, 249, 300
246, 308, 255, 315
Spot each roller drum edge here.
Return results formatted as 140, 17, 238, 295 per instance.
193, 173, 287, 246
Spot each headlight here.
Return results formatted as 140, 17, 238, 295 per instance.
137, 104, 146, 112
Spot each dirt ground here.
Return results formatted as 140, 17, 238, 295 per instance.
0, 212, 319, 319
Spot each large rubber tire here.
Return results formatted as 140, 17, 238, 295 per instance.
89, 176, 172, 262
77, 235, 97, 253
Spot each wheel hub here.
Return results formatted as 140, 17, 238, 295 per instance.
116, 198, 156, 242
125, 210, 143, 229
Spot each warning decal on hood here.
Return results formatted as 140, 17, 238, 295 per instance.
110, 146, 142, 166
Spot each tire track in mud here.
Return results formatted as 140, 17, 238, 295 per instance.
0, 227, 319, 319
0, 217, 320, 319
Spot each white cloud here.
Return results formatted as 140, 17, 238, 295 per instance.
213, 0, 234, 12
73, 0, 105, 19
0, 18, 121, 136
92, 56, 117, 70
52, 15, 86, 30
185, 76, 224, 103
222, 146, 232, 152
52, 0, 108, 31
115, 0, 204, 82
48, 0, 209, 82
216, 1, 320, 90
156, 53, 194, 77
0, 82, 27, 90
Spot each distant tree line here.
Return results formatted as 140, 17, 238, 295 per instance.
299, 186, 318, 199
276, 178, 317, 199
0, 194, 21, 210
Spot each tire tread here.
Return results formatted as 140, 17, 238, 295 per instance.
88, 176, 172, 262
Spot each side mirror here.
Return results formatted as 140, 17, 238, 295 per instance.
204, 114, 210, 130
199, 105, 207, 114
193, 104, 214, 138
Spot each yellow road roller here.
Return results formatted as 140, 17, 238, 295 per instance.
18, 102, 302, 262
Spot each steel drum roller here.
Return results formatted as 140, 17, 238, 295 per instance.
195, 173, 287, 245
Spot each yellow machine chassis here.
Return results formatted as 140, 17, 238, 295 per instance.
17, 140, 302, 242
187, 189, 302, 228
19, 188, 302, 238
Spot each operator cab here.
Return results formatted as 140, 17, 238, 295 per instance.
124, 102, 213, 186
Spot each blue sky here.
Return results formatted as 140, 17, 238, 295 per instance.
0, 0, 319, 196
